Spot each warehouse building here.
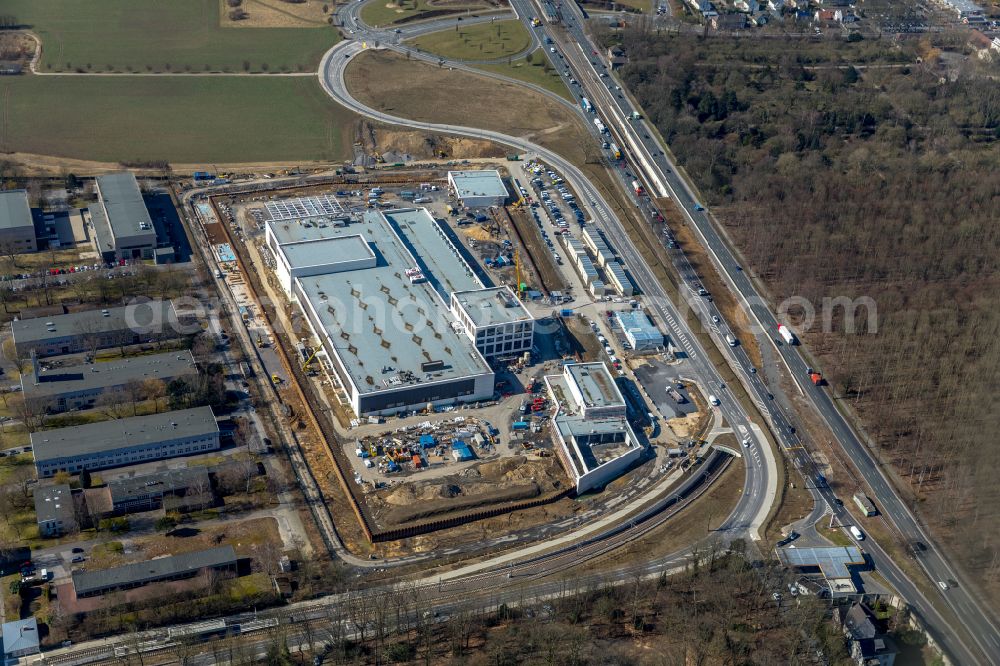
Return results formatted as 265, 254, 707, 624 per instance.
0, 189, 37, 253
22, 350, 197, 412
545, 362, 643, 493
33, 483, 77, 537
447, 170, 509, 208
450, 286, 534, 359
11, 300, 179, 358
604, 261, 634, 297
614, 311, 664, 352
31, 406, 220, 478
266, 204, 494, 416
72, 545, 237, 598
90, 172, 157, 261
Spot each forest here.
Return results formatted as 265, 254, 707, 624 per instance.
608, 29, 1000, 603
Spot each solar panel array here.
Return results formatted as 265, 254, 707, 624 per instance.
779, 546, 865, 578
265, 195, 344, 221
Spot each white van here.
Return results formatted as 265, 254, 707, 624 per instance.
850, 526, 865, 541
709, 395, 720, 406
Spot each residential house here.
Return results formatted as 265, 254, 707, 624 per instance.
838, 602, 899, 666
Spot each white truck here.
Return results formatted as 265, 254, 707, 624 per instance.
709, 395, 720, 406
726, 334, 738, 347
777, 324, 797, 345
849, 526, 865, 541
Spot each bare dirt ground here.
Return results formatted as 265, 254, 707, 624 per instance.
368, 455, 567, 527
345, 50, 592, 165
220, 0, 330, 28
507, 205, 567, 292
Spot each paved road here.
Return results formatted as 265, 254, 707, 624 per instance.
331, 0, 999, 661
540, 3, 1000, 662
319, 38, 777, 544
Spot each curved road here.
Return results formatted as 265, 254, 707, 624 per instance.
319, 38, 777, 542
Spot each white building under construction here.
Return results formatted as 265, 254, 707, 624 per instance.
545, 362, 643, 494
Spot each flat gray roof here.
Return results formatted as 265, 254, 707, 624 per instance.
293, 210, 490, 396
0, 189, 33, 231
566, 363, 624, 410
31, 406, 218, 462
449, 170, 508, 200
108, 467, 210, 503
281, 234, 375, 271
11, 300, 176, 346
33, 483, 75, 524
23, 351, 197, 400
778, 546, 866, 578
452, 287, 532, 327
382, 208, 483, 299
94, 172, 154, 240
72, 545, 236, 595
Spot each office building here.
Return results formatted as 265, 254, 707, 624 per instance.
33, 484, 77, 537
0, 189, 37, 253
447, 170, 508, 208
107, 467, 214, 514
545, 362, 643, 493
22, 350, 197, 412
450, 286, 534, 359
11, 300, 179, 358
89, 172, 157, 261
31, 406, 220, 478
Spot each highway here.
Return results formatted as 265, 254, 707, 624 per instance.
319, 37, 778, 541
539, 3, 1000, 662
325, 2, 1000, 662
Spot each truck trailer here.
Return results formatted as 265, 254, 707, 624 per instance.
632, 180, 644, 196
777, 324, 797, 345
581, 97, 593, 113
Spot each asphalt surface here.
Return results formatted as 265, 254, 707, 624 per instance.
327, 1, 1000, 662
320, 37, 777, 543
537, 4, 1000, 662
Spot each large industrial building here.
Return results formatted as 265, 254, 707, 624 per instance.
545, 362, 643, 493
11, 300, 179, 358
447, 170, 509, 208
21, 350, 197, 412
89, 172, 157, 261
0, 189, 37, 253
450, 286, 534, 359
265, 202, 499, 416
31, 406, 220, 478
614, 310, 664, 352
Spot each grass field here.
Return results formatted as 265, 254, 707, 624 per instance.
360, 0, 496, 27
346, 49, 591, 166
0, 76, 356, 163
475, 49, 571, 100
7, 0, 338, 72
409, 19, 531, 61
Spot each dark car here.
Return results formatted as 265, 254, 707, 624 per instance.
913, 541, 927, 553
72, 547, 85, 553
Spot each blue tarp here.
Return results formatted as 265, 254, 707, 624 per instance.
452, 440, 474, 461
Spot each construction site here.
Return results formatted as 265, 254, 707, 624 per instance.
182, 162, 725, 554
